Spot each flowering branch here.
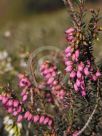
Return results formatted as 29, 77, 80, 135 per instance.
0, 1, 102, 136
76, 80, 100, 136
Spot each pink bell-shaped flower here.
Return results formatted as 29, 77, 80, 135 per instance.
17, 115, 23, 122
33, 115, 39, 123
39, 116, 45, 124
43, 117, 49, 125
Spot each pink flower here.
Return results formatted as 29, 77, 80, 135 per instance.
84, 67, 90, 76
77, 71, 82, 78
65, 28, 75, 43
43, 69, 49, 75
18, 74, 31, 88
2, 96, 8, 105
27, 113, 33, 121
65, 46, 72, 53
17, 106, 22, 113
33, 115, 39, 123
96, 71, 101, 77
13, 100, 19, 107
92, 75, 98, 81
7, 107, 13, 113
49, 68, 54, 73
38, 82, 46, 89
78, 62, 84, 71
45, 74, 51, 79
72, 54, 76, 61
43, 117, 49, 125
47, 77, 54, 85
74, 83, 79, 92
17, 115, 23, 122
22, 94, 28, 102
21, 89, 27, 96
52, 72, 56, 77
24, 111, 30, 119
67, 36, 74, 42
75, 50, 80, 58
65, 65, 73, 72
70, 71, 76, 78
72, 131, 78, 136
57, 90, 65, 99
53, 80, 58, 86
76, 79, 81, 87
81, 90, 86, 96
7, 99, 13, 106
65, 61, 73, 66
13, 111, 18, 116
66, 52, 72, 57
48, 119, 53, 127
55, 85, 61, 91
39, 116, 45, 124
65, 27, 75, 34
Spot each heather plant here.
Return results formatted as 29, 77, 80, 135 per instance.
0, 0, 102, 136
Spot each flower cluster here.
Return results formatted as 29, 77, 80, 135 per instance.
0, 92, 23, 119
0, 1, 102, 135
40, 61, 66, 100
18, 74, 31, 102
64, 28, 101, 96
24, 111, 53, 127
65, 27, 76, 43
0, 91, 53, 127
18, 74, 31, 88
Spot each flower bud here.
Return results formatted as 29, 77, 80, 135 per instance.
70, 71, 76, 78
74, 83, 79, 92
65, 66, 73, 72
96, 71, 101, 77
43, 117, 49, 125
13, 100, 19, 107
77, 71, 82, 78
17, 115, 23, 123
39, 116, 45, 124
22, 94, 28, 102
84, 67, 89, 76
33, 115, 39, 123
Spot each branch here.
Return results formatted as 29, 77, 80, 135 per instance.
76, 80, 100, 136
28, 51, 38, 88
76, 102, 98, 136
62, 0, 79, 27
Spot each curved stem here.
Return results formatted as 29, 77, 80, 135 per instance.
76, 80, 100, 136
28, 52, 38, 88
76, 102, 98, 136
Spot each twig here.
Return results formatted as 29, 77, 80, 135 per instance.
28, 52, 38, 88
76, 80, 100, 136
26, 88, 34, 136
76, 102, 98, 136
62, 0, 79, 27
26, 122, 31, 136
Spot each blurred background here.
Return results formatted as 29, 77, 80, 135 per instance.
0, 0, 101, 83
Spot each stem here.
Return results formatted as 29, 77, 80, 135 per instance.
76, 80, 100, 136
63, 0, 79, 27
28, 52, 38, 88
26, 122, 31, 136
76, 103, 98, 136
26, 88, 34, 136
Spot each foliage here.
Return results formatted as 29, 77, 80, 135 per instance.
0, 0, 102, 136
